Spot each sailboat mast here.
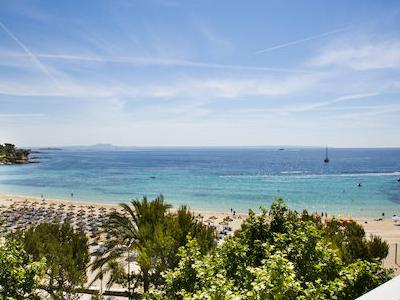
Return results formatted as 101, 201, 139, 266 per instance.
324, 146, 330, 163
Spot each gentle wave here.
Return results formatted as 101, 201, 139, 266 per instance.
220, 171, 400, 179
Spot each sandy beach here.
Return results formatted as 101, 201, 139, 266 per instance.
1, 193, 399, 276
0, 193, 247, 235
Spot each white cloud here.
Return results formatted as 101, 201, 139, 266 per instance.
178, 75, 322, 98
330, 104, 400, 119
0, 80, 116, 98
0, 72, 322, 100
212, 92, 382, 120
310, 40, 400, 70
0, 113, 45, 118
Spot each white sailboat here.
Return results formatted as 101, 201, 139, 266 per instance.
324, 146, 330, 163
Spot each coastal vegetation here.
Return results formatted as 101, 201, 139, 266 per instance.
0, 143, 31, 164
91, 195, 215, 298
0, 197, 393, 299
0, 238, 45, 299
22, 222, 89, 299
147, 199, 392, 299
320, 214, 389, 263
10, 222, 89, 300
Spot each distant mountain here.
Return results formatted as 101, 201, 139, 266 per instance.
31, 144, 324, 152
63, 144, 127, 151
38, 147, 63, 150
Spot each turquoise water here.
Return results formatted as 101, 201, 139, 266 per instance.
0, 148, 399, 217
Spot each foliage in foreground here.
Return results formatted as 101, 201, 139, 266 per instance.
18, 222, 89, 300
92, 195, 215, 297
319, 214, 389, 263
147, 200, 392, 300
0, 238, 45, 299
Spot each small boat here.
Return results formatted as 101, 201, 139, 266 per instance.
324, 146, 330, 163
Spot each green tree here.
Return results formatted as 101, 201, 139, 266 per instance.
367, 235, 389, 260
0, 143, 30, 164
324, 219, 389, 263
92, 195, 215, 297
0, 237, 45, 299
149, 200, 392, 300
21, 222, 89, 300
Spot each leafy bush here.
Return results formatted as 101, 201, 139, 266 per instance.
367, 235, 389, 261
147, 200, 392, 299
324, 218, 389, 263
0, 238, 45, 299
19, 222, 89, 299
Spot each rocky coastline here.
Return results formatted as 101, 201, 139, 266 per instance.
0, 143, 32, 165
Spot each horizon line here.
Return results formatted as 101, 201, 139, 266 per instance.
19, 144, 400, 150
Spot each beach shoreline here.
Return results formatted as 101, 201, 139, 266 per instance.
1, 192, 399, 274
1, 192, 399, 240
0, 193, 248, 235
0, 192, 247, 219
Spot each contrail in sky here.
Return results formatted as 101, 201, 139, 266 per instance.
0, 20, 59, 85
255, 27, 348, 54
35, 53, 317, 74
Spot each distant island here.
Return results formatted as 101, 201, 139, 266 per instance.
38, 147, 63, 151
63, 143, 123, 151
0, 143, 31, 164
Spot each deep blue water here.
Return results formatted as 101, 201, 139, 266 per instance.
0, 148, 400, 217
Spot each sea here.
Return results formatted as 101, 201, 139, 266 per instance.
0, 147, 399, 217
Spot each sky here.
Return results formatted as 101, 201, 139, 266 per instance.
0, 0, 399, 147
